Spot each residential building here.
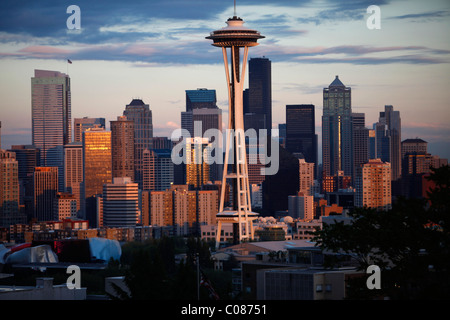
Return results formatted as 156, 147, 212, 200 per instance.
356, 159, 392, 211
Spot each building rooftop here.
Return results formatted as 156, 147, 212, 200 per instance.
329, 75, 345, 87
402, 138, 427, 144
186, 89, 216, 103
127, 99, 146, 106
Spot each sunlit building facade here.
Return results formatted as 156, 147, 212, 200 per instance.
82, 127, 112, 226
185, 137, 210, 189
356, 159, 392, 211
74, 117, 105, 142
64, 142, 83, 217
111, 116, 135, 181
0, 150, 25, 227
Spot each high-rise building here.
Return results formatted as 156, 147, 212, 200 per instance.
73, 117, 105, 142
286, 104, 318, 176
149, 185, 218, 236
322, 75, 352, 178
0, 150, 25, 227
368, 129, 377, 159
82, 127, 112, 226
185, 88, 218, 111
185, 137, 211, 189
298, 158, 314, 196
352, 113, 369, 185
181, 108, 223, 138
31, 70, 71, 167
54, 192, 77, 220
401, 138, 427, 159
152, 137, 173, 150
149, 190, 173, 227
356, 159, 391, 211
321, 170, 352, 194
102, 177, 139, 227
143, 149, 174, 191
288, 193, 314, 220
196, 190, 219, 229
181, 91, 223, 183
8, 145, 40, 209
64, 142, 83, 217
123, 99, 153, 188
379, 105, 401, 181
245, 57, 272, 135
33, 166, 59, 221
170, 185, 197, 236
111, 116, 135, 181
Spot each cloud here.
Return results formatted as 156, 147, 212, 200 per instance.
388, 10, 450, 21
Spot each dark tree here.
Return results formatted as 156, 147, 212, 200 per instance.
312, 165, 450, 300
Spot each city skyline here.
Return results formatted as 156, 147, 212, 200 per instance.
0, 0, 449, 161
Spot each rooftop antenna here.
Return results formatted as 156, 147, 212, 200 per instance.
234, 0, 236, 16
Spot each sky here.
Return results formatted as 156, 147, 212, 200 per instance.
0, 0, 449, 160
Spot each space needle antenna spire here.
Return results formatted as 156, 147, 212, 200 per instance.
206, 2, 265, 250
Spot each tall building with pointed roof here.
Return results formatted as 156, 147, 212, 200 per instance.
322, 75, 352, 178
123, 99, 153, 188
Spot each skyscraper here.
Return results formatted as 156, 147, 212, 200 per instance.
185, 137, 211, 189
182, 108, 223, 182
54, 192, 77, 220
33, 166, 59, 221
356, 159, 392, 211
103, 177, 139, 227
123, 99, 153, 188
8, 145, 40, 208
185, 88, 217, 111
401, 138, 427, 159
298, 158, 314, 196
245, 57, 272, 135
111, 116, 135, 181
74, 117, 105, 142
143, 148, 174, 191
322, 75, 352, 178
64, 142, 83, 217
352, 113, 369, 185
31, 70, 71, 165
0, 150, 25, 227
379, 105, 401, 181
286, 104, 318, 176
82, 127, 112, 226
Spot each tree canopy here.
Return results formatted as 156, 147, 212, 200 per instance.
312, 165, 450, 300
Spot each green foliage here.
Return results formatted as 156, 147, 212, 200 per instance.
312, 165, 450, 299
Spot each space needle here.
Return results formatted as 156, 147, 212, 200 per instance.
206, 3, 265, 249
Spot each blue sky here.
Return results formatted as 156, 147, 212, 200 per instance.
1, 0, 449, 160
